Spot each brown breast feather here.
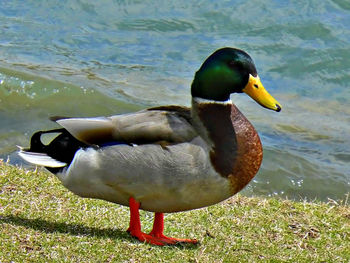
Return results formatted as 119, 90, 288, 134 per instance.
197, 102, 263, 194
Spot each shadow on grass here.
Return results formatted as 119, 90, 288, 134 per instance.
0, 214, 129, 240
0, 214, 199, 249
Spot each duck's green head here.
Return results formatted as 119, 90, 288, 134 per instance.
191, 47, 281, 112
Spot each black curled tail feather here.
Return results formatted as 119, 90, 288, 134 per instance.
28, 128, 66, 153
26, 128, 88, 173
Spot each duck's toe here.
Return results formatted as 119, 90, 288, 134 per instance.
128, 228, 198, 246
149, 232, 198, 245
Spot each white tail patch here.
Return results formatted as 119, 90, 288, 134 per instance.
18, 150, 67, 168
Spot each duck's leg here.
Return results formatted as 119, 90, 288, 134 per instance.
126, 197, 197, 246
127, 197, 164, 246
149, 212, 198, 245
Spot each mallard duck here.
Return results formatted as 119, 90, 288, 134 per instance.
19, 47, 281, 246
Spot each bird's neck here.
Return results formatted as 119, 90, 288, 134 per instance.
191, 96, 238, 172
191, 97, 235, 144
191, 97, 263, 193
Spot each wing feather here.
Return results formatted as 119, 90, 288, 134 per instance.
55, 107, 196, 145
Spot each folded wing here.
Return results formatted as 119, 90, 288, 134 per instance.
54, 106, 197, 145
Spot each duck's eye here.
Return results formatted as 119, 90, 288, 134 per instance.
254, 84, 259, 89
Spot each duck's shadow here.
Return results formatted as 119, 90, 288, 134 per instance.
0, 215, 199, 249
1, 214, 128, 239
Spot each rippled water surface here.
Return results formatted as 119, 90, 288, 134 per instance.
0, 0, 349, 201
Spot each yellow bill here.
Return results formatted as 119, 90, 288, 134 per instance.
243, 74, 282, 112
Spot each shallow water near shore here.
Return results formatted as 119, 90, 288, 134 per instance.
0, 1, 349, 201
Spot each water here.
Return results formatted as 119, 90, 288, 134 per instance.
0, 0, 349, 201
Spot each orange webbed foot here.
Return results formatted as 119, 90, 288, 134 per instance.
149, 232, 198, 245
128, 228, 198, 246
127, 228, 167, 246
127, 197, 198, 246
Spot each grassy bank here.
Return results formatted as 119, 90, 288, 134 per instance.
0, 160, 349, 262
